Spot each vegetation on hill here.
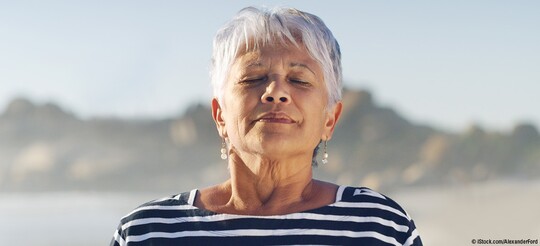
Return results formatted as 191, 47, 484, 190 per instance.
1, 89, 538, 192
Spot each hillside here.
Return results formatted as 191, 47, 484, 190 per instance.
1, 89, 539, 192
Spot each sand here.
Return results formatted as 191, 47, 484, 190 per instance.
390, 180, 540, 245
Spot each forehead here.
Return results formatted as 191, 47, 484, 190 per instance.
233, 43, 321, 70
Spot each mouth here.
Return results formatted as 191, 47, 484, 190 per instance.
255, 112, 296, 124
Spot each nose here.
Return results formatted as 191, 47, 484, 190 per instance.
261, 80, 290, 104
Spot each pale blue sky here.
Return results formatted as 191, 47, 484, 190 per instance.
1, 0, 539, 131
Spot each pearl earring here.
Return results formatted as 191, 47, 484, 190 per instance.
322, 140, 328, 164
220, 138, 227, 160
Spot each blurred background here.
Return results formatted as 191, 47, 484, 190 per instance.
1, 1, 539, 245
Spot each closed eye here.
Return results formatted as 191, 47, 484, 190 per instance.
289, 78, 311, 86
239, 76, 267, 84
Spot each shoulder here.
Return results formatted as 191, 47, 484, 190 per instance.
111, 191, 197, 246
338, 186, 410, 217
333, 186, 423, 245
118, 190, 195, 226
336, 186, 412, 221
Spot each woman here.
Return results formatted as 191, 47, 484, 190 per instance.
111, 6, 422, 246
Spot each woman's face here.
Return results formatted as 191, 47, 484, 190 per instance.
212, 43, 342, 160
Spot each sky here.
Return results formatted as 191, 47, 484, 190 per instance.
1, 0, 539, 132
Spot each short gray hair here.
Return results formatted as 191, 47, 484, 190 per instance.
210, 6, 342, 107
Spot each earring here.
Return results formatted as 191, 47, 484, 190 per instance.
321, 140, 328, 164
220, 138, 228, 160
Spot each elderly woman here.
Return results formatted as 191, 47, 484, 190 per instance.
111, 6, 422, 246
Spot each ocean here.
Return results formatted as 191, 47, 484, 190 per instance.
0, 192, 159, 246
1, 180, 539, 246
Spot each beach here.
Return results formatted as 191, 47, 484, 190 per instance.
1, 180, 538, 245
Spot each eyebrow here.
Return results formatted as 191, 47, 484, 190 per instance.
242, 61, 317, 76
246, 61, 264, 68
290, 62, 316, 76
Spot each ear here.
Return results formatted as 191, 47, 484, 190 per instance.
211, 98, 227, 138
322, 101, 343, 141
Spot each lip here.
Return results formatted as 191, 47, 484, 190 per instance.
255, 112, 296, 124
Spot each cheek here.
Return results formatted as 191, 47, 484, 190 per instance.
222, 99, 253, 133
306, 104, 330, 134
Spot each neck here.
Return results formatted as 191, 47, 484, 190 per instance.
225, 151, 316, 214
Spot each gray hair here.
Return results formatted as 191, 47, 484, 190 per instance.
210, 6, 342, 107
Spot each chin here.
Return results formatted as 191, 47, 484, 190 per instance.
259, 140, 314, 160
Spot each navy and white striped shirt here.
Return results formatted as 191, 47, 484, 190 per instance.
111, 186, 422, 245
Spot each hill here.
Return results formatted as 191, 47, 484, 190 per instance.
1, 89, 539, 192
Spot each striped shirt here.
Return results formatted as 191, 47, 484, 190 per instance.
110, 186, 422, 246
